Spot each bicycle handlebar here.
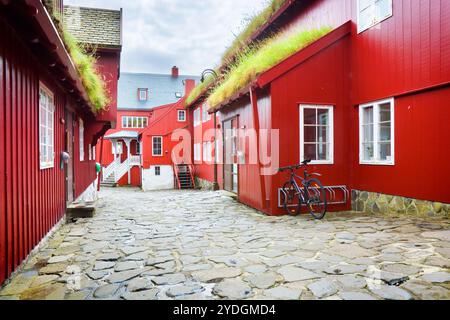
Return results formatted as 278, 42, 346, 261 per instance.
278, 159, 312, 172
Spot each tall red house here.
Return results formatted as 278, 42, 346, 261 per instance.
0, 1, 121, 285
98, 68, 199, 190
186, 0, 450, 217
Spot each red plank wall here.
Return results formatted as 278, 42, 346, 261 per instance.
0, 16, 100, 284
0, 18, 66, 283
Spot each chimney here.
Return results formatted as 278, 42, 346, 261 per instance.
184, 79, 196, 96
171, 66, 179, 78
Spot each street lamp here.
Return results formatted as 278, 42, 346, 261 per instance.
200, 69, 218, 83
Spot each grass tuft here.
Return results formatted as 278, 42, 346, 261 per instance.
62, 30, 110, 113
207, 27, 332, 109
185, 73, 216, 107
221, 0, 288, 65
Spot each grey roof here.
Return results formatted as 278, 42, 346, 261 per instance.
118, 72, 200, 110
104, 131, 139, 140
63, 5, 122, 48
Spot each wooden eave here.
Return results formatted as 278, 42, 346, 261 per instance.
210, 21, 352, 113
0, 0, 96, 116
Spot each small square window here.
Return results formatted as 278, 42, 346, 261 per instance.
138, 88, 148, 101
155, 166, 161, 176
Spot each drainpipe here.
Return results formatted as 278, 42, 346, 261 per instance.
213, 111, 219, 190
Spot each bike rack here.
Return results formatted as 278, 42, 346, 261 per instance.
278, 185, 349, 208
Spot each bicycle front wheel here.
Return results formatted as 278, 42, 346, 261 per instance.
281, 182, 302, 216
304, 178, 327, 220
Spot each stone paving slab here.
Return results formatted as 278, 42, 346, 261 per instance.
0, 188, 449, 300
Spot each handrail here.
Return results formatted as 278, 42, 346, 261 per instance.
114, 159, 131, 183
173, 164, 181, 189
103, 158, 119, 181
189, 164, 196, 189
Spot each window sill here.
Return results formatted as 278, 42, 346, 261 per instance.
40, 164, 54, 170
359, 161, 395, 166
309, 161, 334, 165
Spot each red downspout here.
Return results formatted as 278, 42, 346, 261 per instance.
250, 87, 267, 210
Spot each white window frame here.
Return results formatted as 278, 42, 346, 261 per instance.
152, 136, 163, 157
203, 141, 213, 163
138, 88, 148, 101
122, 116, 148, 129
112, 141, 123, 155
299, 105, 334, 165
357, 0, 393, 34
178, 110, 186, 122
194, 143, 201, 162
359, 98, 395, 166
39, 83, 55, 170
193, 108, 201, 127
202, 104, 211, 123
79, 118, 85, 162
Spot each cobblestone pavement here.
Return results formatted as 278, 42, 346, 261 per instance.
1, 188, 449, 300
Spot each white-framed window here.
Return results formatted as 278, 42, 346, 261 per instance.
300, 105, 334, 165
155, 166, 161, 176
359, 98, 395, 165
193, 107, 201, 127
194, 143, 201, 162
122, 116, 148, 129
202, 141, 213, 163
112, 141, 123, 155
88, 144, 92, 161
357, 0, 393, 33
138, 88, 148, 101
178, 110, 186, 122
202, 104, 211, 123
39, 83, 55, 169
215, 138, 221, 164
152, 136, 163, 156
93, 146, 96, 161
79, 118, 85, 161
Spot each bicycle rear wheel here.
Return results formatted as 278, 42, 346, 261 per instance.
304, 178, 327, 220
281, 182, 302, 216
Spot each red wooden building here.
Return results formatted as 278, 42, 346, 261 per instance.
0, 1, 121, 285
186, 0, 450, 216
98, 69, 199, 190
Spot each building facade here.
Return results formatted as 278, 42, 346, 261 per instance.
186, 0, 450, 217
0, 1, 121, 285
98, 69, 199, 190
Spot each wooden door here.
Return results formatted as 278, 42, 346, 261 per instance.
223, 117, 238, 193
65, 109, 74, 204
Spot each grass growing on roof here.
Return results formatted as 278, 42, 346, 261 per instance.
185, 73, 216, 107
63, 30, 110, 113
221, 0, 288, 64
207, 27, 332, 109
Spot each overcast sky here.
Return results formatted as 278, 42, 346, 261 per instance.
65, 0, 267, 76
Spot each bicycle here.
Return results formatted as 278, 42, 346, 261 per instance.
278, 159, 327, 220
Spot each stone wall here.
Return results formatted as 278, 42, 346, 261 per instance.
352, 190, 449, 218
195, 177, 216, 191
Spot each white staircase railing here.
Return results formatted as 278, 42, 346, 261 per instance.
114, 159, 131, 183
103, 158, 120, 181
102, 156, 142, 184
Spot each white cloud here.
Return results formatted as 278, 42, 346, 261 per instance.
65, 0, 267, 75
